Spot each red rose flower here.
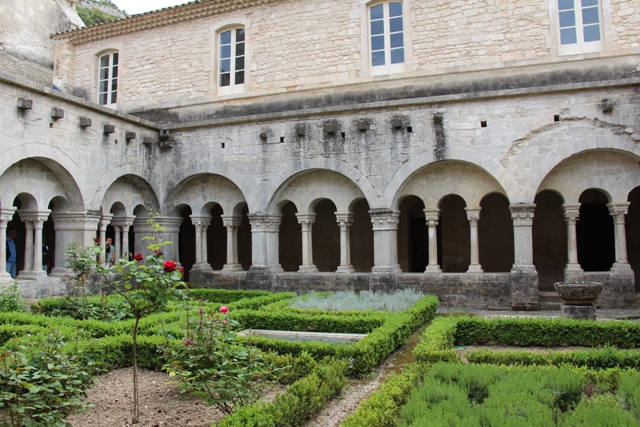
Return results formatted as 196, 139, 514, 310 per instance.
134, 253, 144, 261
154, 249, 163, 256
183, 338, 195, 346
178, 267, 184, 275
163, 260, 177, 272
219, 306, 229, 314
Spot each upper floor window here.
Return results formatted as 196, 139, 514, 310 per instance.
369, 2, 405, 75
218, 27, 245, 95
558, 0, 604, 55
98, 52, 118, 106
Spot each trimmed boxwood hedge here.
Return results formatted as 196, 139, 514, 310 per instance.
454, 316, 640, 348
238, 294, 439, 376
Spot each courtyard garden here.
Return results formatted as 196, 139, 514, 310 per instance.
0, 234, 639, 426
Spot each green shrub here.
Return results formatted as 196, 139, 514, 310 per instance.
0, 331, 94, 427
0, 283, 25, 313
454, 316, 640, 348
617, 369, 640, 420
217, 358, 348, 427
560, 394, 638, 426
342, 364, 423, 427
413, 316, 459, 363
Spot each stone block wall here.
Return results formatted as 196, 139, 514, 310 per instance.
56, 0, 640, 110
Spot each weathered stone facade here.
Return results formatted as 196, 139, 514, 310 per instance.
1, 0, 640, 308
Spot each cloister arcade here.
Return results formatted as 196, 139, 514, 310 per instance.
1, 148, 639, 306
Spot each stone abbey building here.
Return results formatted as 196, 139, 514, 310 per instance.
1, 0, 639, 309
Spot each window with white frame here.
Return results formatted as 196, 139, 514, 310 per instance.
557, 0, 604, 55
369, 2, 405, 75
218, 27, 245, 95
98, 52, 118, 106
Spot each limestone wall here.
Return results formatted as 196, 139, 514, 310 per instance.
1, 0, 82, 68
57, 0, 640, 110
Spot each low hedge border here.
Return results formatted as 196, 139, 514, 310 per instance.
238, 295, 439, 376
412, 316, 460, 364
341, 363, 424, 427
217, 358, 349, 427
466, 346, 640, 370
454, 316, 640, 348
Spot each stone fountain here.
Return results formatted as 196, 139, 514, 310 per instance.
553, 282, 603, 320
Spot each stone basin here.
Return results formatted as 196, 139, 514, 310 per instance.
553, 282, 603, 306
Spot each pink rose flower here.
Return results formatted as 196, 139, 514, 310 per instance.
163, 260, 177, 272
219, 306, 229, 314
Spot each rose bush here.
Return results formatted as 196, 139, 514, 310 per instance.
163, 306, 274, 415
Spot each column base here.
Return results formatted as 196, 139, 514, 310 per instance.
298, 265, 319, 273
466, 265, 483, 274
190, 263, 214, 273
49, 267, 71, 278
17, 270, 48, 280
222, 263, 244, 273
0, 272, 13, 284
424, 265, 442, 274
372, 264, 401, 274
610, 262, 634, 274
336, 265, 356, 274
510, 267, 539, 311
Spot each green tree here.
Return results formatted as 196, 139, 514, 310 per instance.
76, 6, 118, 26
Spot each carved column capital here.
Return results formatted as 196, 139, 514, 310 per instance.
296, 213, 317, 226
607, 202, 630, 224
562, 204, 581, 224
221, 215, 243, 228
99, 214, 114, 228
0, 207, 17, 223
424, 209, 440, 227
369, 209, 400, 230
465, 207, 481, 225
190, 215, 211, 229
509, 203, 536, 227
248, 213, 282, 232
335, 212, 354, 229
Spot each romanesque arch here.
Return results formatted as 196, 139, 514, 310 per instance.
166, 174, 250, 276
0, 158, 85, 279
269, 169, 372, 273
394, 160, 509, 273
534, 149, 640, 292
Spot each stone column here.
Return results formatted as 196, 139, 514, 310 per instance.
296, 213, 318, 272
190, 215, 213, 272
607, 202, 633, 273
113, 224, 122, 264
248, 213, 283, 271
0, 207, 17, 283
562, 204, 584, 279
21, 219, 35, 276
465, 208, 483, 273
221, 215, 243, 272
369, 209, 401, 274
98, 214, 113, 265
120, 219, 133, 261
335, 213, 355, 274
424, 210, 441, 273
509, 204, 539, 310
50, 212, 100, 277
18, 210, 50, 279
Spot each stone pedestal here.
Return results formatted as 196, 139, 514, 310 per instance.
561, 304, 596, 320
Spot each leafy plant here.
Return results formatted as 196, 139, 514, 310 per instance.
163, 305, 274, 415
0, 331, 94, 426
63, 243, 105, 320
103, 213, 187, 423
0, 283, 25, 313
